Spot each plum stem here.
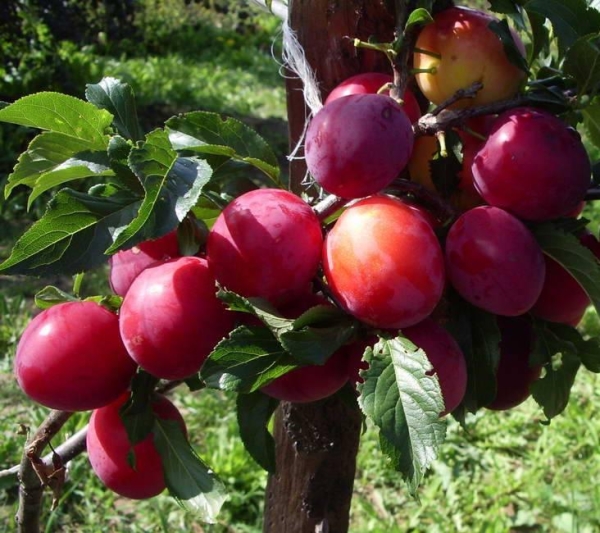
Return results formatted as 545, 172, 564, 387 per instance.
413, 46, 442, 59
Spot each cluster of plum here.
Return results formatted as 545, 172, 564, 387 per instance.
11, 5, 598, 501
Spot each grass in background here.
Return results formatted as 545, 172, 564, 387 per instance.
2, 1, 600, 531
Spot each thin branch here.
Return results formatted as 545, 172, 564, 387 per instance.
413, 92, 533, 137
385, 179, 457, 224
312, 195, 346, 221
16, 410, 74, 533
391, 0, 418, 100
585, 187, 600, 201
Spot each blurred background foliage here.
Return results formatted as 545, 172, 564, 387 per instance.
0, 0, 287, 226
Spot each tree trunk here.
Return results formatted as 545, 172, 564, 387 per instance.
263, 2, 396, 532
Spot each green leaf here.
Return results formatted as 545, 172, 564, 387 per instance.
357, 336, 446, 495
34, 285, 79, 310
217, 289, 358, 365
236, 392, 278, 473
524, 0, 600, 53
488, 19, 530, 73
166, 112, 281, 185
0, 92, 112, 147
28, 153, 113, 208
85, 77, 143, 142
119, 371, 160, 447
582, 99, 600, 149
405, 8, 433, 31
533, 319, 600, 372
531, 352, 580, 420
4, 132, 111, 200
201, 326, 298, 393
107, 129, 213, 253
489, 0, 528, 30
217, 289, 292, 336
531, 320, 578, 366
0, 188, 140, 276
564, 33, 600, 97
445, 293, 501, 412
526, 10, 550, 64
107, 135, 144, 194
531, 223, 600, 316
153, 418, 228, 523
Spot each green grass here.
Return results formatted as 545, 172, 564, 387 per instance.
2, 317, 600, 531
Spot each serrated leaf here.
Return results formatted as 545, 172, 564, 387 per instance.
582, 100, 600, 148
201, 326, 298, 393
236, 392, 278, 473
531, 352, 580, 419
34, 285, 79, 309
489, 19, 530, 73
524, 0, 600, 53
107, 129, 213, 253
28, 153, 113, 208
0, 92, 112, 146
153, 418, 228, 523
166, 112, 280, 185
86, 77, 143, 142
531, 223, 600, 316
4, 131, 111, 200
445, 293, 501, 412
0, 188, 140, 276
405, 8, 433, 30
564, 34, 600, 97
357, 337, 446, 495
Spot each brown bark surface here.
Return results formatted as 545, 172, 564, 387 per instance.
263, 2, 396, 532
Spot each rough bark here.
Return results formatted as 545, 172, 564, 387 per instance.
263, 2, 397, 532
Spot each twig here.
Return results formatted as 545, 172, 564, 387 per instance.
312, 194, 347, 221
16, 410, 74, 533
385, 179, 457, 225
391, 0, 418, 100
413, 92, 533, 137
2, 380, 186, 493
585, 187, 600, 201
430, 82, 484, 116
0, 427, 88, 484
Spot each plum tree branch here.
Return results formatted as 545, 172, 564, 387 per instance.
16, 410, 74, 533
585, 187, 600, 201
4, 377, 186, 532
